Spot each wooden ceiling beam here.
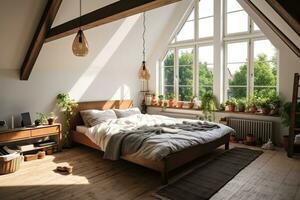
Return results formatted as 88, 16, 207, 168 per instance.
45, 0, 181, 42
20, 0, 62, 80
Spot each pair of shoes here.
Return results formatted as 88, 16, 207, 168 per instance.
56, 166, 73, 174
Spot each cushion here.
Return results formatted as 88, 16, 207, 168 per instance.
80, 109, 117, 127
114, 107, 141, 118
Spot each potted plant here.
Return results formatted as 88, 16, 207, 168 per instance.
269, 95, 281, 116
219, 103, 226, 111
280, 102, 300, 151
188, 95, 195, 109
246, 96, 257, 113
167, 93, 175, 107
257, 97, 271, 115
57, 93, 78, 148
225, 97, 237, 112
158, 95, 164, 107
47, 112, 56, 125
201, 92, 217, 121
230, 133, 238, 143
237, 98, 246, 112
163, 100, 168, 109
151, 93, 157, 106
36, 112, 48, 125
177, 95, 184, 108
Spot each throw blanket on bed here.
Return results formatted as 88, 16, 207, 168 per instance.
103, 121, 220, 160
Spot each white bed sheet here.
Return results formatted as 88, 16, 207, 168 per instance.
76, 125, 89, 134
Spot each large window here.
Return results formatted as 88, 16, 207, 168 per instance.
160, 0, 278, 102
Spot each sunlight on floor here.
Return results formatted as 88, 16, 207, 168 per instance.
69, 14, 141, 101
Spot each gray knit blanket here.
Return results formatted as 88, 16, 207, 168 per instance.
103, 121, 220, 160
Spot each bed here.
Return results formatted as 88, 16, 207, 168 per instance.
70, 100, 232, 184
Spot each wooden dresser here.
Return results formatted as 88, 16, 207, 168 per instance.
0, 124, 62, 152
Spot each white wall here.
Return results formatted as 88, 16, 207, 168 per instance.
0, 0, 186, 128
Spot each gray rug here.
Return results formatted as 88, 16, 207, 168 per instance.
155, 148, 263, 200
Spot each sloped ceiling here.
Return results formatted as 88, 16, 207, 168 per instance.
0, 0, 46, 69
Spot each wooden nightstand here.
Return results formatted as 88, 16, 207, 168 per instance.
0, 124, 62, 153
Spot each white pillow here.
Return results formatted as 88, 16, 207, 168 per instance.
80, 109, 117, 127
114, 107, 141, 118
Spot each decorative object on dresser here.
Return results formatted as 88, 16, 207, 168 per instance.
0, 121, 8, 131
21, 112, 33, 127
56, 93, 78, 148
0, 124, 62, 153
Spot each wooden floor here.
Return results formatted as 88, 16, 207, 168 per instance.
0, 144, 299, 200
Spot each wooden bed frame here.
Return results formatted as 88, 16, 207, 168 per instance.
70, 100, 230, 184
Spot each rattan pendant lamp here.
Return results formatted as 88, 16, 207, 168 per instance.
72, 0, 89, 56
138, 12, 151, 90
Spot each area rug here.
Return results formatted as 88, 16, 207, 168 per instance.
155, 148, 263, 200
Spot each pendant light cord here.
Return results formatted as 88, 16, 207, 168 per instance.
142, 12, 146, 62
79, 0, 82, 29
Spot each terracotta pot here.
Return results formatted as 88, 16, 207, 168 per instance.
246, 135, 255, 143
168, 100, 174, 108
227, 105, 235, 112
158, 101, 163, 107
249, 106, 257, 113
177, 101, 184, 108
261, 108, 270, 115
188, 102, 194, 109
282, 135, 289, 152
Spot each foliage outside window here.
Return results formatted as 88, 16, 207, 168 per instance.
160, 0, 278, 103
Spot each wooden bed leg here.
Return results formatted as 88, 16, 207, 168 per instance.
225, 142, 229, 150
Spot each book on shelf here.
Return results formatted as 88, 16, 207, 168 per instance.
17, 144, 34, 151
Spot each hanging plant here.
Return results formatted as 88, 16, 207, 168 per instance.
56, 93, 78, 148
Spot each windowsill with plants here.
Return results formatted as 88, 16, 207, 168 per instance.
147, 93, 281, 118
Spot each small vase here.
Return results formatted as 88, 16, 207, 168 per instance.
47, 118, 54, 125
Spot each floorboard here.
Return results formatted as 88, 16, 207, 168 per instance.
0, 144, 299, 200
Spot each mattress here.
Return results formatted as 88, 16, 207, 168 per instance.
76, 126, 89, 134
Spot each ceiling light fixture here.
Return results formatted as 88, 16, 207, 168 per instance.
72, 0, 89, 57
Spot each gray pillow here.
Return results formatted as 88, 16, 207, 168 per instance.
114, 107, 141, 118
80, 109, 117, 127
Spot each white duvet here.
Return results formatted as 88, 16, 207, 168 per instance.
82, 114, 234, 160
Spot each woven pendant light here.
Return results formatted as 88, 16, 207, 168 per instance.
72, 0, 89, 57
138, 12, 150, 80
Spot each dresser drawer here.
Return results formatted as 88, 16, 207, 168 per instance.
0, 130, 31, 142
31, 126, 59, 137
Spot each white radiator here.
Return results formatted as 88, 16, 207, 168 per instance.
227, 118, 273, 143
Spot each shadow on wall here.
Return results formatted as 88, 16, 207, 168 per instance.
0, 14, 143, 126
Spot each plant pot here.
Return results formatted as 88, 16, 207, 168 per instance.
227, 105, 235, 112
249, 106, 257, 113
177, 101, 184, 108
246, 135, 255, 143
269, 108, 279, 116
168, 100, 174, 108
47, 118, 54, 125
238, 106, 245, 112
188, 102, 194, 109
282, 135, 289, 152
158, 101, 163, 107
34, 120, 41, 126
261, 107, 270, 115
230, 135, 237, 143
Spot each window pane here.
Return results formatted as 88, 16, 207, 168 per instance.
198, 45, 213, 97
199, 17, 213, 38
178, 48, 193, 65
227, 87, 247, 99
254, 87, 276, 98
179, 66, 193, 85
163, 50, 174, 66
164, 86, 174, 96
254, 40, 277, 89
164, 67, 174, 85
253, 22, 260, 31
176, 20, 194, 41
179, 86, 193, 101
227, 11, 248, 34
199, 0, 213, 18
227, 42, 248, 63
188, 9, 195, 21
227, 0, 243, 12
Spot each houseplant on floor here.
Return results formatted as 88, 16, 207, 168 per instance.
201, 92, 217, 121
56, 93, 78, 148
